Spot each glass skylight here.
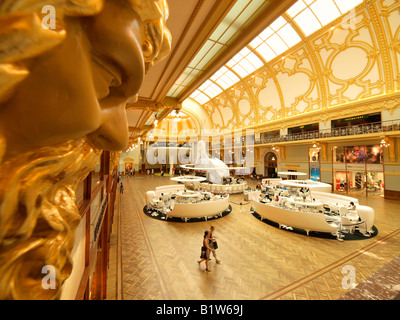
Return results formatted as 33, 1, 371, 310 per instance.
187, 0, 364, 106
335, 0, 364, 13
211, 66, 240, 90
249, 16, 301, 62
167, 0, 270, 98
199, 80, 223, 99
226, 47, 264, 78
190, 90, 211, 105
287, 0, 364, 36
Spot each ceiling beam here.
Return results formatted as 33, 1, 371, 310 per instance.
178, 0, 298, 102
153, 0, 237, 101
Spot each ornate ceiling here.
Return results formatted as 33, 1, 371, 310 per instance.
128, 0, 400, 146
190, 0, 400, 135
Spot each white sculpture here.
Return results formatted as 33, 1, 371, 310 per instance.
194, 141, 229, 184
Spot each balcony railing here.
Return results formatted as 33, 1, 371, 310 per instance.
256, 119, 400, 145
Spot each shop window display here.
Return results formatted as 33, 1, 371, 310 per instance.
332, 145, 384, 196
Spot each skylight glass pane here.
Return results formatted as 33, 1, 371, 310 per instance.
190, 90, 210, 105
269, 16, 286, 31
266, 33, 288, 55
286, 0, 307, 17
167, 84, 179, 96
211, 69, 222, 80
203, 83, 223, 98
310, 0, 341, 26
334, 0, 363, 14
210, 23, 230, 42
249, 36, 263, 48
211, 66, 240, 89
254, 42, 277, 61
199, 80, 213, 91
216, 77, 230, 89
196, 43, 223, 69
247, 52, 264, 68
222, 73, 239, 87
239, 46, 251, 56
239, 59, 255, 71
258, 27, 274, 41
219, 26, 240, 45
231, 64, 250, 78
188, 40, 214, 68
197, 95, 210, 105
223, 73, 237, 83
172, 86, 185, 97
294, 8, 321, 36
182, 74, 196, 86
277, 24, 301, 47
226, 59, 235, 68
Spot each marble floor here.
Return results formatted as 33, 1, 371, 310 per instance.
106, 174, 400, 300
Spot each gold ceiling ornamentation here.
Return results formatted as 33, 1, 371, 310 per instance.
195, 0, 399, 134
367, 0, 394, 93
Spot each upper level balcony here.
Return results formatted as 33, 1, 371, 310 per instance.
256, 119, 400, 145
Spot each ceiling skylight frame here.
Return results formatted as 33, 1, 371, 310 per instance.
286, 0, 364, 37
167, 0, 271, 98
185, 0, 365, 106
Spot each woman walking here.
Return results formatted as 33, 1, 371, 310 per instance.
198, 230, 214, 272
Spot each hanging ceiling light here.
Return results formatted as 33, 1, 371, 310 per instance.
380, 138, 390, 148
153, 113, 158, 127
172, 109, 182, 122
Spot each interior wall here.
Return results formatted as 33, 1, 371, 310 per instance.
60, 217, 86, 300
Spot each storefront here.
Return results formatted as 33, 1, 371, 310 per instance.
332, 144, 384, 197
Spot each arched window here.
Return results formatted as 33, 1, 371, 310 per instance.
264, 152, 277, 178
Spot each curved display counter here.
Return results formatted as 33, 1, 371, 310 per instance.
167, 195, 230, 222
252, 190, 375, 240
145, 186, 230, 222
170, 175, 207, 190
280, 180, 332, 193
252, 200, 339, 237
311, 191, 375, 234
199, 181, 247, 194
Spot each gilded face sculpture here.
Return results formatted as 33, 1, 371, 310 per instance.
0, 0, 171, 299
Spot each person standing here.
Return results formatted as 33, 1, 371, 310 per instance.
209, 226, 221, 264
120, 182, 124, 194
198, 230, 214, 272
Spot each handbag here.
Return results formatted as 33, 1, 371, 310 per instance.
213, 241, 218, 250
200, 246, 207, 259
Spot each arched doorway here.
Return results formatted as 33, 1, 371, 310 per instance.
264, 152, 278, 178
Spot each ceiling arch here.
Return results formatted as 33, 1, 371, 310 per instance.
184, 0, 399, 132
